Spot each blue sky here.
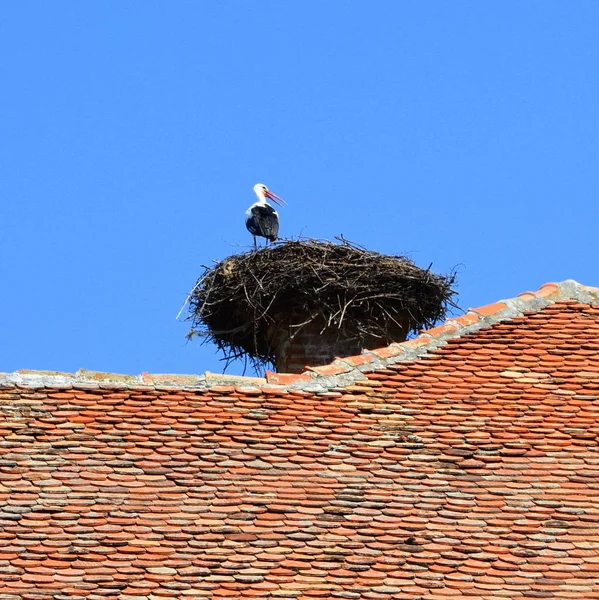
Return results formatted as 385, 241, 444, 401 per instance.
1, 2, 598, 376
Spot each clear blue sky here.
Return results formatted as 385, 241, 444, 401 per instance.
1, 2, 598, 376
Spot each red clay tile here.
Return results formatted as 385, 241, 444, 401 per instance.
369, 345, 406, 359
424, 322, 459, 338
265, 372, 313, 384
306, 363, 350, 376
536, 283, 560, 298
343, 354, 375, 367
472, 301, 509, 317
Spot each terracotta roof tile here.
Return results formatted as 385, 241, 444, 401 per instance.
3, 279, 599, 597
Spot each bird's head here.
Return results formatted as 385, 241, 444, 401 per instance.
253, 183, 286, 207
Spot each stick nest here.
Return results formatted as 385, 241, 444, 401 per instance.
185, 238, 457, 370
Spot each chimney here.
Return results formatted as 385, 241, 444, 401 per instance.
268, 314, 412, 374
186, 239, 455, 374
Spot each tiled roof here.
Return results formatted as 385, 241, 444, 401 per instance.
2, 280, 599, 598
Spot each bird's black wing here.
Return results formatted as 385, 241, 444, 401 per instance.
247, 205, 279, 241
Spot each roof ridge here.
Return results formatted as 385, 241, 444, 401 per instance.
2, 280, 598, 392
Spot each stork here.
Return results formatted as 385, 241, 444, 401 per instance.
245, 183, 286, 248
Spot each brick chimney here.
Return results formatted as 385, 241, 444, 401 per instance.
267, 314, 411, 374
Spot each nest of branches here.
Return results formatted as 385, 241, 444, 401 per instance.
185, 238, 457, 370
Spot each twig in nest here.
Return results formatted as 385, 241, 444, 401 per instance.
176, 272, 210, 320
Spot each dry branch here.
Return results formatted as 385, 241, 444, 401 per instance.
185, 238, 457, 371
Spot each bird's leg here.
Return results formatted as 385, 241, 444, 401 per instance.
253, 236, 257, 249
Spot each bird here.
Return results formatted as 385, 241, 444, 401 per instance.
245, 183, 286, 248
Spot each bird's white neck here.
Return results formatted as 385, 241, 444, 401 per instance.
254, 189, 268, 205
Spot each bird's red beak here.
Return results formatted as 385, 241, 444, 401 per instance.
265, 190, 287, 207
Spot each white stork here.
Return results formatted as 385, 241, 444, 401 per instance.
245, 183, 286, 247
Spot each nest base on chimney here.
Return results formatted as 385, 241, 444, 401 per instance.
185, 238, 457, 373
